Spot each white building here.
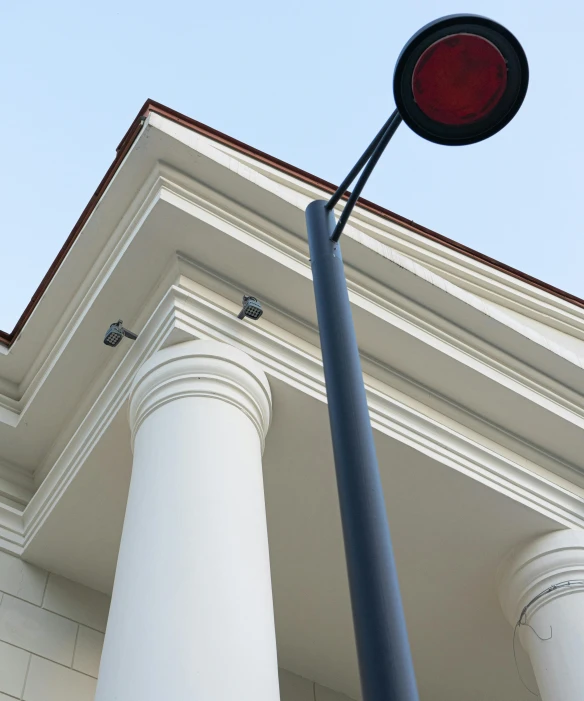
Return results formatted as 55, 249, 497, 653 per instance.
0, 100, 583, 701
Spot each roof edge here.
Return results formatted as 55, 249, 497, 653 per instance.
2, 98, 583, 347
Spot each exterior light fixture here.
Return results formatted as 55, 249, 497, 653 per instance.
103, 320, 138, 347
304, 14, 528, 701
237, 295, 263, 321
394, 14, 529, 146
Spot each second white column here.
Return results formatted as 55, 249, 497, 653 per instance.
95, 339, 280, 701
499, 530, 584, 701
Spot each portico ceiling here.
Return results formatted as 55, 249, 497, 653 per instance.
24, 373, 554, 701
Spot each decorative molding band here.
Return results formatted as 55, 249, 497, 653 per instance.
3, 161, 584, 439
169, 276, 584, 529
0, 459, 34, 507
498, 529, 584, 626
0, 273, 574, 559
157, 168, 584, 426
129, 340, 272, 451
21, 292, 178, 551
0, 520, 24, 555
0, 121, 582, 557
349, 210, 584, 340
0, 175, 581, 556
0, 460, 34, 555
2, 255, 583, 560
214, 131, 584, 338
0, 471, 27, 553
18, 172, 164, 418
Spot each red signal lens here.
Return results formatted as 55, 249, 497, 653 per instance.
412, 33, 508, 126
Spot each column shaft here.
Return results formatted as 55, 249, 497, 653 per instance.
95, 340, 279, 701
521, 586, 584, 700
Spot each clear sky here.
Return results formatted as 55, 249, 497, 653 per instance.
0, 0, 582, 332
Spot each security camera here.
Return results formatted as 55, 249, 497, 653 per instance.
237, 296, 263, 321
103, 320, 138, 347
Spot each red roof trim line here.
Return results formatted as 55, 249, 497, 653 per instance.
1, 98, 582, 348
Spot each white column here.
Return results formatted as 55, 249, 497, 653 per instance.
498, 530, 584, 701
95, 340, 280, 701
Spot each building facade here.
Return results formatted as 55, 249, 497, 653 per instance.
0, 101, 583, 701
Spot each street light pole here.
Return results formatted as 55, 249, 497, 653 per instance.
306, 199, 419, 701
305, 14, 528, 701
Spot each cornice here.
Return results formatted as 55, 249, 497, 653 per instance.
212, 135, 584, 340
414, 255, 584, 342
150, 112, 584, 348
169, 270, 584, 529
1, 159, 583, 439
12, 167, 165, 419
350, 210, 584, 341
22, 287, 177, 549
11, 261, 583, 562
159, 166, 584, 430
0, 459, 31, 554
0, 459, 34, 506
5, 97, 580, 350
0, 157, 582, 555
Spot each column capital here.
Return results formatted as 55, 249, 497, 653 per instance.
498, 529, 584, 627
129, 339, 272, 451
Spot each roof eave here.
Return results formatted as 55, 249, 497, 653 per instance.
2, 98, 582, 347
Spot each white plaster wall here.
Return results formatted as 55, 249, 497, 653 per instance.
0, 551, 109, 700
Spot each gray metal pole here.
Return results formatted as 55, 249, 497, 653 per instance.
306, 199, 419, 701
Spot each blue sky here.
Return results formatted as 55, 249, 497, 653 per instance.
1, 0, 582, 331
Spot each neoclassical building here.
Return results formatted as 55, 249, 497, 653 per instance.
0, 100, 582, 701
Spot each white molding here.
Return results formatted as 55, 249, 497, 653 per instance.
5, 168, 163, 414
0, 377, 18, 401
9, 263, 582, 561
209, 122, 584, 338
1, 161, 583, 439
18, 171, 164, 417
349, 211, 584, 341
0, 459, 34, 506
345, 230, 584, 373
0, 148, 582, 552
159, 167, 584, 430
169, 272, 584, 529
0, 517, 25, 555
0, 461, 34, 554
22, 291, 177, 549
